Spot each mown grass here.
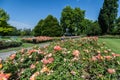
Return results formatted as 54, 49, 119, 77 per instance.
99, 38, 120, 54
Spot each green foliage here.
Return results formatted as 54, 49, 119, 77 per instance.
86, 21, 101, 36
98, 0, 119, 34
112, 17, 120, 34
0, 8, 17, 36
0, 26, 15, 36
80, 19, 101, 36
0, 8, 9, 22
0, 39, 22, 49
20, 28, 32, 36
33, 15, 62, 37
0, 37, 120, 80
33, 19, 44, 36
60, 6, 85, 35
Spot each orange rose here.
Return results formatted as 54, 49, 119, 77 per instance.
41, 57, 54, 65
47, 57, 54, 63
54, 46, 62, 51
95, 54, 103, 60
40, 66, 50, 73
0, 73, 11, 80
104, 56, 112, 60
72, 50, 80, 57
10, 54, 16, 60
107, 68, 116, 74
0, 64, 2, 69
112, 53, 120, 57
30, 72, 39, 80
28, 49, 37, 55
41, 59, 49, 65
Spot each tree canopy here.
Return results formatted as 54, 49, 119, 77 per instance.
60, 6, 85, 35
33, 15, 62, 37
0, 8, 15, 36
98, 0, 119, 34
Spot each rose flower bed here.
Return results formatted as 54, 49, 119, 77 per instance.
0, 37, 120, 80
21, 36, 53, 43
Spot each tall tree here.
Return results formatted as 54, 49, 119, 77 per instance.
0, 8, 9, 22
113, 17, 120, 34
60, 6, 73, 34
98, 0, 119, 34
0, 8, 14, 36
33, 19, 44, 36
33, 15, 62, 37
60, 6, 85, 35
73, 8, 85, 35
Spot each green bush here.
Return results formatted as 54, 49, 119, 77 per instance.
0, 40, 22, 49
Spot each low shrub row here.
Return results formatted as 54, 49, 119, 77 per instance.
0, 40, 22, 49
99, 35, 120, 39
21, 36, 53, 43
0, 37, 120, 80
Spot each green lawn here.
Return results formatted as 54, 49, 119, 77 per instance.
99, 38, 120, 54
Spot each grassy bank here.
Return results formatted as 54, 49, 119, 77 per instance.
99, 38, 120, 54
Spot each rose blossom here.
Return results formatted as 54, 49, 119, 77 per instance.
107, 68, 116, 74
54, 46, 62, 51
72, 50, 80, 57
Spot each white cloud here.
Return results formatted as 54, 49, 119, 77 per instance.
8, 21, 33, 29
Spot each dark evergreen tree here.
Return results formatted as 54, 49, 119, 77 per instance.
113, 17, 120, 34
33, 19, 44, 36
98, 0, 119, 34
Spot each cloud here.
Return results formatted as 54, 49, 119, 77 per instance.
8, 21, 33, 29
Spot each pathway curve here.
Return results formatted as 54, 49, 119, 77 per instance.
0, 42, 50, 60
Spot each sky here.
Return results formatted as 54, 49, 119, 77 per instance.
0, 0, 120, 29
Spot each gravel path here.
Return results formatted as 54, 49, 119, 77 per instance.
0, 42, 50, 60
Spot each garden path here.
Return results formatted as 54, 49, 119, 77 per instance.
0, 42, 50, 60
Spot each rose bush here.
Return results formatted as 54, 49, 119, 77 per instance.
0, 37, 120, 80
22, 36, 53, 43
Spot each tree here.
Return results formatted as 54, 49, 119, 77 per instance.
20, 28, 32, 36
0, 8, 9, 22
60, 6, 85, 35
0, 8, 14, 36
98, 0, 119, 34
80, 19, 101, 36
33, 15, 62, 37
112, 17, 120, 34
33, 19, 44, 36
60, 6, 73, 35
86, 21, 101, 36
73, 8, 85, 35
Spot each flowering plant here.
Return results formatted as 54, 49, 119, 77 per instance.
0, 37, 120, 80
22, 36, 53, 43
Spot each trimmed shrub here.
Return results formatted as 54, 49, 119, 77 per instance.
0, 40, 22, 49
